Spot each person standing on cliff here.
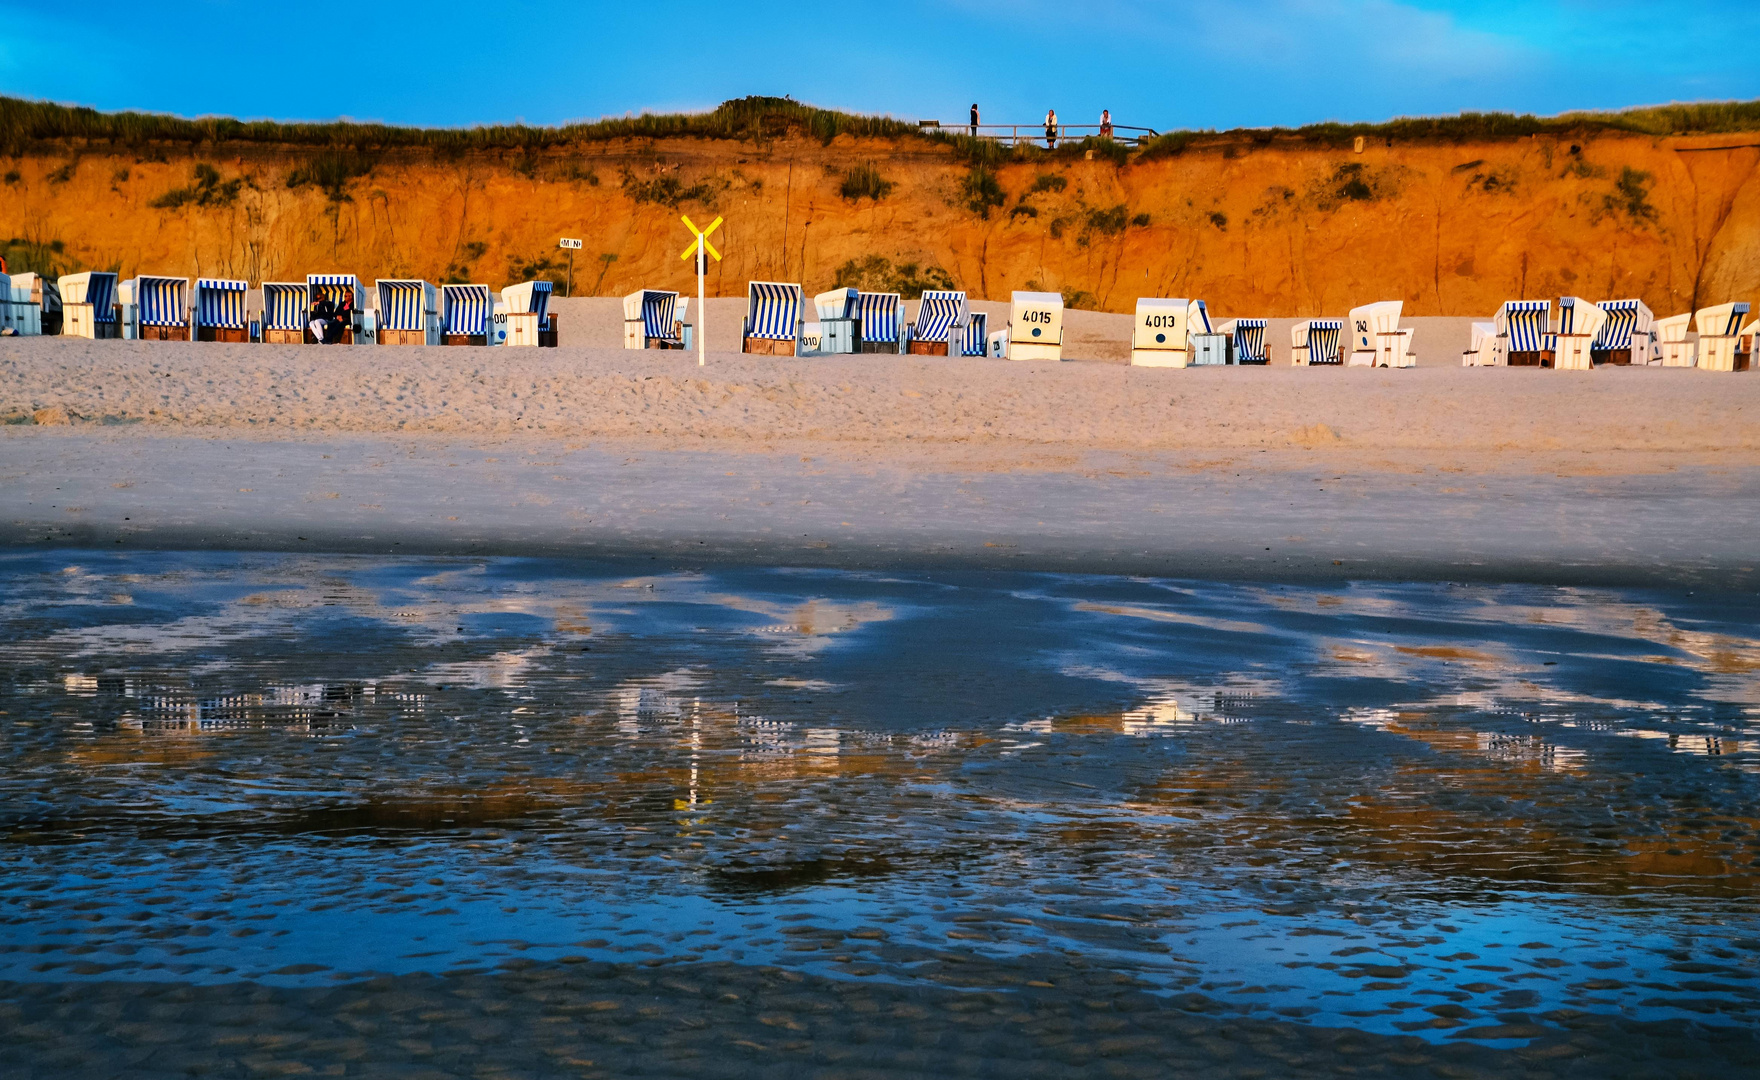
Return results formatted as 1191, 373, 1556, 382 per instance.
1044, 108, 1058, 149
969, 103, 979, 137
1099, 109, 1113, 140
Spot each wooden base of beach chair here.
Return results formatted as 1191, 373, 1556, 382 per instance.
196, 326, 250, 343
858, 341, 901, 354
138, 324, 188, 341
1659, 343, 1696, 367
1507, 350, 1553, 367
644, 339, 685, 350
540, 316, 558, 348
378, 329, 430, 346
743, 336, 797, 356
1009, 341, 1063, 362
907, 340, 950, 356
443, 334, 487, 346
1130, 348, 1188, 367
263, 328, 303, 345
1593, 348, 1631, 366
302, 328, 356, 345
1698, 338, 1747, 372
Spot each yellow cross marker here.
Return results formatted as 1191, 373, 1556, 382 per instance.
679, 215, 724, 365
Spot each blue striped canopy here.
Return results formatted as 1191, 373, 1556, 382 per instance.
503, 280, 553, 318
376, 280, 431, 331
857, 291, 901, 344
1189, 299, 1212, 335
261, 283, 308, 330
1305, 320, 1343, 363
195, 278, 248, 329
1231, 318, 1268, 362
306, 274, 358, 308
442, 284, 492, 336
1704, 302, 1750, 337
1501, 300, 1551, 352
746, 281, 801, 340
136, 276, 187, 326
1594, 300, 1642, 349
639, 291, 680, 340
914, 290, 966, 343
960, 312, 988, 356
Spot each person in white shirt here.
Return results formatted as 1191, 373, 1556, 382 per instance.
1044, 109, 1058, 149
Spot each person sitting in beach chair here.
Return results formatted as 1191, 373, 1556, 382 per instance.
309, 294, 337, 344
333, 290, 355, 344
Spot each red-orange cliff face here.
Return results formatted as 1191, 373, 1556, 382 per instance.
4, 129, 1757, 316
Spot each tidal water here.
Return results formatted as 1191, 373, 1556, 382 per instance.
1, 550, 1757, 1076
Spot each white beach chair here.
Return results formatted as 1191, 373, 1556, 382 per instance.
8, 273, 47, 336
855, 291, 906, 354
1291, 319, 1343, 366
1553, 297, 1606, 371
1655, 313, 1695, 367
1462, 321, 1498, 366
1593, 299, 1655, 365
810, 288, 859, 355
0, 272, 17, 336
441, 284, 495, 346
1494, 300, 1552, 367
1218, 318, 1268, 365
1190, 332, 1231, 365
501, 280, 555, 347
1347, 301, 1412, 367
1130, 298, 1208, 367
58, 271, 120, 338
909, 290, 968, 356
741, 281, 803, 356
1740, 316, 1760, 370
192, 278, 249, 342
375, 280, 439, 346
1694, 302, 1751, 372
1009, 291, 1063, 361
622, 289, 687, 350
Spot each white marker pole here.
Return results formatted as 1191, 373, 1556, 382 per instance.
697, 242, 706, 367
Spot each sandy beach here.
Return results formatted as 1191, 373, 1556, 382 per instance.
3, 334, 1757, 585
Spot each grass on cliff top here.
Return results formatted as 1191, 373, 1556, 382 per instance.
5, 94, 1760, 158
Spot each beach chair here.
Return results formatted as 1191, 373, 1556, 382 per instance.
742, 281, 803, 355
375, 280, 439, 346
987, 327, 1008, 358
1592, 299, 1655, 365
441, 284, 494, 346
121, 275, 190, 340
1190, 331, 1231, 365
1494, 300, 1552, 367
1291, 319, 1344, 366
1553, 297, 1606, 371
1694, 302, 1751, 372
960, 311, 988, 357
305, 275, 367, 344
58, 272, 119, 338
1008, 291, 1063, 361
1347, 301, 1414, 367
1461, 321, 1498, 366
856, 291, 905, 354
1655, 313, 1694, 367
908, 290, 968, 356
1130, 298, 1208, 367
808, 288, 859, 355
0, 272, 18, 336
1219, 318, 1268, 365
260, 283, 308, 344
622, 289, 688, 350
8, 273, 48, 335
192, 278, 250, 342
501, 280, 555, 348
1740, 316, 1760, 371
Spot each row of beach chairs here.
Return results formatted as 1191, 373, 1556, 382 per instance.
7, 272, 558, 347
1463, 298, 1755, 371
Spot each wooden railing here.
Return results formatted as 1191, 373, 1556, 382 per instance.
917, 121, 1160, 147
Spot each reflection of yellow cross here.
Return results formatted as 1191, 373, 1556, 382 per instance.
679, 215, 723, 262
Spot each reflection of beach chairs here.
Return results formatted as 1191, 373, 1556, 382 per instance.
375, 280, 440, 346
501, 280, 555, 347
308, 275, 367, 343
1292, 319, 1343, 366
856, 291, 905, 353
1008, 291, 1063, 361
622, 289, 688, 350
1553, 297, 1606, 371
442, 284, 494, 346
58, 272, 120, 338
1219, 318, 1268, 365
742, 281, 803, 355
1461, 321, 1498, 366
260, 283, 307, 344
1655, 312, 1694, 367
1495, 300, 1552, 367
806, 288, 859, 356
1130, 298, 1208, 367
122, 275, 189, 340
1347, 301, 1414, 367
908, 290, 968, 356
1592, 299, 1654, 365
1694, 302, 1751, 371
193, 278, 250, 342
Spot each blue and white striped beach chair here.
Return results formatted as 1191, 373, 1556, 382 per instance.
959, 312, 988, 357
1592, 299, 1654, 365
260, 282, 308, 344
501, 280, 555, 347
376, 280, 439, 345
743, 281, 803, 355
622, 289, 684, 349
57, 272, 119, 338
130, 275, 189, 340
442, 284, 494, 345
307, 274, 363, 343
910, 290, 967, 355
193, 278, 249, 342
1291, 319, 1343, 366
856, 291, 904, 353
1226, 318, 1268, 364
1495, 300, 1552, 366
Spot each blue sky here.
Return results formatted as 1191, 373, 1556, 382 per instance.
2, 0, 1756, 130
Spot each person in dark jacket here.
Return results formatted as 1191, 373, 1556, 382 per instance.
332, 290, 355, 344
309, 294, 337, 344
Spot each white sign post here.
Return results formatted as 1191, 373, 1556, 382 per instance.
678, 215, 723, 367
559, 237, 582, 297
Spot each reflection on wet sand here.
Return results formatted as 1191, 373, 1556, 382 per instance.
0, 551, 1757, 1074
